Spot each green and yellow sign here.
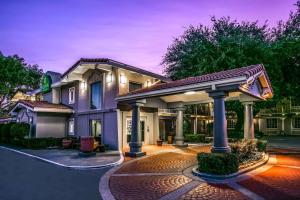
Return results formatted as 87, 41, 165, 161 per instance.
41, 75, 52, 93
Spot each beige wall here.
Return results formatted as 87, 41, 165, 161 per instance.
120, 110, 159, 148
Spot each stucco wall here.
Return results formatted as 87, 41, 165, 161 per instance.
61, 81, 79, 110
42, 92, 53, 103
36, 113, 67, 138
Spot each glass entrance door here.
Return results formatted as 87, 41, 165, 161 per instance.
91, 120, 101, 143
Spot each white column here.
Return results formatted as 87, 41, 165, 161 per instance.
175, 107, 187, 146
243, 102, 254, 139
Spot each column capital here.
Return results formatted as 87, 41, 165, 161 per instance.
208, 90, 228, 98
129, 99, 146, 107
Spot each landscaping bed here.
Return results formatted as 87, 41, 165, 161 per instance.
195, 139, 268, 177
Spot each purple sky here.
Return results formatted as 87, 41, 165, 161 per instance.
0, 0, 297, 75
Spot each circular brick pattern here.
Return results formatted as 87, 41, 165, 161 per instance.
116, 152, 197, 174
178, 183, 249, 200
110, 175, 191, 200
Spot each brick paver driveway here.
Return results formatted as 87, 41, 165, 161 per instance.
105, 144, 300, 200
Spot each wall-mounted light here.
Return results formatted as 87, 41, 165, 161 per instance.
146, 80, 151, 87
80, 81, 87, 90
184, 91, 196, 95
106, 73, 112, 83
120, 75, 126, 84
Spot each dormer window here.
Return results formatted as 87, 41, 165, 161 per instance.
69, 87, 75, 104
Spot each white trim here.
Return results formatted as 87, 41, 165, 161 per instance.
116, 76, 247, 101
69, 87, 75, 104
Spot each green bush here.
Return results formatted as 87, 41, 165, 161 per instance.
197, 152, 239, 175
184, 134, 205, 143
230, 139, 257, 163
22, 138, 63, 149
10, 123, 30, 140
256, 140, 267, 152
228, 131, 243, 139
255, 130, 264, 139
0, 123, 15, 143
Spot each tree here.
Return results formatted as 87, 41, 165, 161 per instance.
0, 52, 43, 112
162, 1, 300, 132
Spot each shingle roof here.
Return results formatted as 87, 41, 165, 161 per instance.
62, 58, 170, 82
19, 100, 72, 110
121, 64, 272, 96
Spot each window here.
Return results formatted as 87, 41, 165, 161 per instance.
266, 118, 278, 129
90, 82, 102, 109
294, 117, 300, 128
68, 118, 75, 135
90, 120, 101, 137
227, 119, 237, 130
129, 81, 142, 92
69, 87, 75, 104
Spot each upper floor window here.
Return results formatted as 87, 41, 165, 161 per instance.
129, 81, 142, 92
294, 117, 300, 129
69, 87, 75, 104
266, 118, 278, 129
90, 81, 102, 109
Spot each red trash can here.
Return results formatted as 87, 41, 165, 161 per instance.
80, 136, 94, 152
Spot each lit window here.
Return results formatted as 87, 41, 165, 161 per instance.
69, 87, 75, 104
266, 118, 278, 129
90, 82, 102, 109
227, 119, 236, 130
68, 118, 75, 135
294, 117, 300, 128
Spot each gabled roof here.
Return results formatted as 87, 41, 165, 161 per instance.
10, 100, 73, 114
117, 64, 273, 101
61, 58, 170, 82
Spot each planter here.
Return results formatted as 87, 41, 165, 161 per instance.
167, 136, 173, 144
80, 136, 94, 152
62, 139, 72, 149
156, 140, 163, 146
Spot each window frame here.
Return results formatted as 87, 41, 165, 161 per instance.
129, 81, 143, 92
266, 118, 278, 129
90, 81, 103, 110
227, 119, 237, 130
68, 118, 75, 135
68, 87, 75, 104
294, 117, 300, 129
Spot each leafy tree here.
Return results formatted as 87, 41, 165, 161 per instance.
162, 1, 300, 132
0, 52, 43, 113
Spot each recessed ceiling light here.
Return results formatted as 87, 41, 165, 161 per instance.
184, 91, 196, 95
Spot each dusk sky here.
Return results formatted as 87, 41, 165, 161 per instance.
0, 0, 297, 75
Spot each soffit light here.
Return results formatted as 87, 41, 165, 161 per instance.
80, 81, 87, 90
184, 91, 196, 95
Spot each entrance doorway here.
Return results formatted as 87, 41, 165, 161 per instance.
126, 119, 145, 144
90, 119, 102, 143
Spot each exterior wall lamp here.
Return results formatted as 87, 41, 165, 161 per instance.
120, 74, 126, 84
80, 80, 87, 90
146, 80, 151, 87
106, 73, 113, 83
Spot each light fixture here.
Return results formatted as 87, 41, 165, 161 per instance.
184, 91, 196, 95
80, 81, 87, 90
120, 74, 126, 84
146, 80, 151, 87
106, 73, 112, 83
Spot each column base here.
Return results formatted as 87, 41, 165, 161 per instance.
125, 151, 146, 158
211, 146, 231, 153
129, 142, 142, 153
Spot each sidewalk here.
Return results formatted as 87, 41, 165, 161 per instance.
0, 146, 123, 169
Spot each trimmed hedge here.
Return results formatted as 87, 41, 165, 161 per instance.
197, 152, 239, 175
256, 140, 267, 152
21, 138, 63, 149
11, 123, 30, 140
184, 134, 205, 143
0, 123, 16, 143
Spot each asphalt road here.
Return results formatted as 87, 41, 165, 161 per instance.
0, 148, 110, 200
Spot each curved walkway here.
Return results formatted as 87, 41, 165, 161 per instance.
101, 145, 300, 200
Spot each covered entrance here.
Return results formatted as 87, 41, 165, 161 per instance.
116, 65, 273, 157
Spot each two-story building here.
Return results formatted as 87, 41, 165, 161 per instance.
10, 59, 273, 155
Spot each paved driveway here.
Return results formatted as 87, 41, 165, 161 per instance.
0, 148, 109, 200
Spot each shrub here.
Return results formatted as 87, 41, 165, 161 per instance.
184, 134, 205, 143
21, 138, 63, 149
230, 139, 258, 163
256, 140, 267, 152
10, 123, 30, 140
0, 123, 15, 143
197, 152, 239, 175
255, 130, 264, 139
228, 131, 243, 139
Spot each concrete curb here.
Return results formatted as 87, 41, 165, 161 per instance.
0, 145, 124, 170
192, 154, 269, 181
